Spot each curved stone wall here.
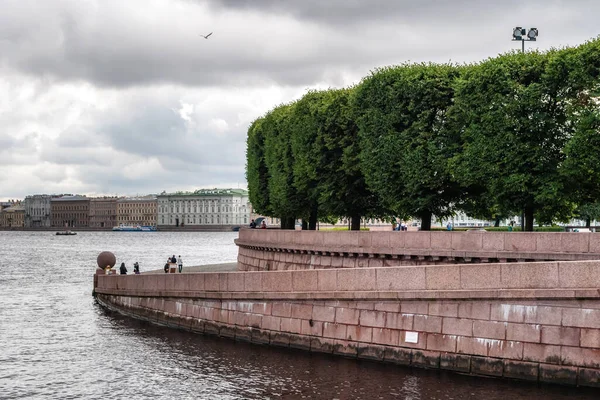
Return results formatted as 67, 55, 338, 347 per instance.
235, 230, 600, 271
94, 259, 600, 387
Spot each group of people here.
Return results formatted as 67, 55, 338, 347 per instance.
164, 255, 183, 273
249, 219, 267, 229
394, 221, 408, 231
119, 261, 140, 275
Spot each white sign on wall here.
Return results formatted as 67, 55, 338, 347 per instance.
405, 331, 419, 343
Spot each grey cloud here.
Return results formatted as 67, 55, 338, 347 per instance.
2, 0, 599, 89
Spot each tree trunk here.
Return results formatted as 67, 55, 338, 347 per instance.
351, 214, 361, 231
420, 210, 432, 231
494, 216, 500, 227
586, 217, 591, 228
308, 205, 318, 230
301, 220, 308, 230
525, 206, 534, 232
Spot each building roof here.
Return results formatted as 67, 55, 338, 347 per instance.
158, 188, 248, 197
51, 195, 89, 202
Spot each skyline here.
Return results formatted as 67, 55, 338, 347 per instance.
2, 0, 600, 201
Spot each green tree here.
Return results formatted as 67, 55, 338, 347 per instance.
354, 63, 464, 230
246, 117, 271, 217
450, 51, 574, 230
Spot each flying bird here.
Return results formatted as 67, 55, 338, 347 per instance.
200, 32, 213, 39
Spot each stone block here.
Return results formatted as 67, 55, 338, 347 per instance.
401, 301, 429, 315
523, 305, 562, 326
404, 232, 431, 249
535, 233, 562, 253
203, 273, 221, 291
451, 232, 483, 251
312, 305, 336, 323
280, 317, 302, 334
386, 313, 413, 331
442, 317, 473, 336
323, 322, 347, 340
372, 328, 399, 346
562, 308, 600, 329
243, 272, 262, 292
560, 233, 590, 253
389, 231, 406, 250
413, 315, 442, 333
301, 319, 323, 336
457, 336, 488, 357
346, 325, 373, 342
458, 302, 491, 321
375, 302, 401, 313
359, 310, 387, 328
541, 326, 580, 346
335, 307, 360, 325
251, 302, 271, 315
501, 262, 559, 289
471, 356, 503, 377
316, 270, 336, 291
226, 273, 244, 292
289, 334, 312, 351
357, 343, 386, 361
261, 315, 281, 331
262, 271, 292, 292
429, 302, 459, 317
581, 328, 600, 348
473, 320, 506, 340
561, 346, 600, 368
333, 339, 358, 357
337, 269, 376, 291
440, 353, 471, 373
291, 270, 317, 291
482, 233, 505, 251
310, 337, 334, 353
412, 350, 440, 368
523, 343, 562, 364
426, 333, 457, 352
539, 363, 577, 385
506, 323, 541, 343
558, 261, 600, 288
503, 360, 539, 381
430, 231, 451, 250
251, 328, 271, 344
504, 233, 536, 252
425, 265, 461, 290
578, 367, 600, 388
377, 267, 426, 291
270, 332, 291, 347
460, 265, 501, 289
488, 340, 523, 360
290, 303, 313, 320
383, 347, 412, 365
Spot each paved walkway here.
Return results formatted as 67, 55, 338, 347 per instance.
143, 262, 238, 274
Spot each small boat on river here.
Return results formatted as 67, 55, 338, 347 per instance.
56, 231, 77, 236
112, 224, 157, 232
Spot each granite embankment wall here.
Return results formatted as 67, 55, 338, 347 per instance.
95, 259, 600, 387
235, 230, 600, 271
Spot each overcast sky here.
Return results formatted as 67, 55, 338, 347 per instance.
1, 0, 599, 201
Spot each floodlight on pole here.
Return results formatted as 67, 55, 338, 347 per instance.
512, 27, 539, 53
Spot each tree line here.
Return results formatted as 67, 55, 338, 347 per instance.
246, 38, 600, 231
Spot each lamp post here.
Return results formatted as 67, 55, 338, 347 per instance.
512, 27, 538, 53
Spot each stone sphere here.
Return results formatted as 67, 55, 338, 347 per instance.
97, 251, 116, 269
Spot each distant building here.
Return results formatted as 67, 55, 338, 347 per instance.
157, 188, 250, 227
23, 195, 52, 228
116, 196, 157, 227
51, 195, 90, 227
89, 197, 118, 228
0, 203, 25, 228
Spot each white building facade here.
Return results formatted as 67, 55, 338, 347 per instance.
157, 189, 250, 227
23, 194, 52, 228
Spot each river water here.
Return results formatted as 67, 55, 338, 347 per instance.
0, 231, 597, 399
